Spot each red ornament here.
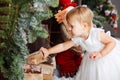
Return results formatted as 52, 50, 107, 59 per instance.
113, 23, 118, 31
113, 27, 118, 31
111, 14, 117, 21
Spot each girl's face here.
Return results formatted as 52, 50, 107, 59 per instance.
68, 19, 86, 37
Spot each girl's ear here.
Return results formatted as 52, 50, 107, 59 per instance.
83, 22, 88, 28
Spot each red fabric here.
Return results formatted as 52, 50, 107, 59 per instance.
56, 49, 82, 77
61, 3, 77, 10
59, 0, 71, 6
59, 0, 77, 10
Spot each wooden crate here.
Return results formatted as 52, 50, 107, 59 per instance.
24, 64, 54, 80
24, 51, 55, 80
41, 64, 54, 80
24, 73, 43, 80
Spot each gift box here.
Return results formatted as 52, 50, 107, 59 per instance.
23, 51, 55, 80
26, 51, 47, 65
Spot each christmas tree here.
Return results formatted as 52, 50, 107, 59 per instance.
0, 0, 58, 80
82, 0, 119, 30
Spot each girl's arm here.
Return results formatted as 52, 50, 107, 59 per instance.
48, 40, 75, 54
40, 40, 76, 58
100, 31, 116, 56
89, 31, 116, 60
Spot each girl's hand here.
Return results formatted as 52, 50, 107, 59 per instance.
39, 47, 49, 59
89, 51, 102, 60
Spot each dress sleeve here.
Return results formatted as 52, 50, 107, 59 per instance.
71, 37, 81, 46
95, 28, 104, 41
95, 28, 111, 41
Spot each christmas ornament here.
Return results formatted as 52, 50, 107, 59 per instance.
105, 10, 111, 16
113, 22, 118, 31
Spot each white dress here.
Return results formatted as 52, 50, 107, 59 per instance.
72, 27, 120, 80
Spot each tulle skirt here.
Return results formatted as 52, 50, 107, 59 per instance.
53, 75, 74, 80
53, 69, 75, 80
75, 39, 120, 80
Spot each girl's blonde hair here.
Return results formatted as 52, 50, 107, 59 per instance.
66, 6, 94, 28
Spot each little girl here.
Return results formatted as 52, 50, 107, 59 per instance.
40, 6, 120, 80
